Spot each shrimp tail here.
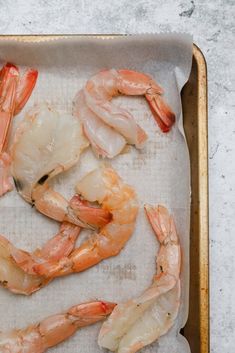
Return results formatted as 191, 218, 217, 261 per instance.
144, 204, 178, 243
0, 63, 19, 196
0, 63, 19, 152
32, 185, 110, 230
69, 194, 112, 229
145, 93, 175, 133
14, 68, 38, 115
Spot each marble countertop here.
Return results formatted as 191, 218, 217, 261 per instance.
0, 1, 234, 352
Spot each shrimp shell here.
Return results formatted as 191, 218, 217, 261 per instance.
0, 301, 115, 353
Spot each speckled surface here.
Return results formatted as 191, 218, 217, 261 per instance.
0, 1, 234, 352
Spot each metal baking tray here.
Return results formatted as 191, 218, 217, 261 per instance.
0, 36, 209, 353
182, 44, 209, 353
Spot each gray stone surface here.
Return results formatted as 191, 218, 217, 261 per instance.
0, 0, 234, 352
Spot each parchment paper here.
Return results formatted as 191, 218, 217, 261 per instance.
0, 34, 192, 353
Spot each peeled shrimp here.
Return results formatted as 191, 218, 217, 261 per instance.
74, 90, 126, 158
0, 63, 38, 196
0, 300, 115, 353
0, 63, 19, 195
10, 194, 111, 276
0, 167, 137, 294
29, 167, 138, 279
74, 69, 175, 158
98, 205, 181, 353
0, 195, 111, 295
10, 103, 99, 228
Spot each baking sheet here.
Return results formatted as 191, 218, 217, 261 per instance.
0, 34, 192, 352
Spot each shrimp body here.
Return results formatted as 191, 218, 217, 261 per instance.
10, 104, 101, 228
0, 168, 136, 294
75, 69, 175, 157
32, 167, 139, 278
98, 205, 181, 353
74, 90, 126, 158
0, 63, 19, 195
0, 195, 111, 294
0, 301, 115, 353
0, 63, 38, 196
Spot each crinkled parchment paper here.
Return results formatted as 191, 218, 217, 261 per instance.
0, 34, 192, 353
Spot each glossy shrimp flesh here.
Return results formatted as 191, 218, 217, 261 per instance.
0, 62, 38, 196
74, 90, 126, 158
10, 104, 106, 228
0, 167, 137, 294
0, 63, 19, 195
98, 205, 181, 353
31, 167, 139, 279
0, 195, 111, 295
74, 69, 175, 158
9, 195, 111, 276
0, 301, 115, 353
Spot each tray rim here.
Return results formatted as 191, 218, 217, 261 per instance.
192, 44, 209, 353
0, 35, 209, 352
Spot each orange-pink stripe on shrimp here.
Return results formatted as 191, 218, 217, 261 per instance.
99, 205, 181, 352
74, 69, 175, 158
0, 301, 115, 353
0, 62, 38, 197
0, 195, 111, 295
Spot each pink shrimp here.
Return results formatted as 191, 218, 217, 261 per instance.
0, 194, 111, 295
14, 67, 38, 115
10, 194, 111, 277
0, 300, 116, 353
0, 167, 138, 295
99, 205, 181, 352
0, 63, 19, 195
32, 167, 138, 280
74, 69, 175, 158
0, 62, 38, 197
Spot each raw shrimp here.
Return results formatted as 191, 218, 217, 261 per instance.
0, 63, 19, 195
0, 195, 111, 294
0, 63, 19, 152
14, 67, 38, 115
0, 167, 137, 295
10, 195, 111, 276
74, 90, 126, 158
0, 300, 115, 353
0, 233, 46, 295
98, 205, 181, 353
0, 62, 38, 196
31, 167, 139, 279
10, 103, 102, 228
74, 69, 175, 157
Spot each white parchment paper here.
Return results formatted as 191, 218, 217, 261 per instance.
0, 34, 192, 353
